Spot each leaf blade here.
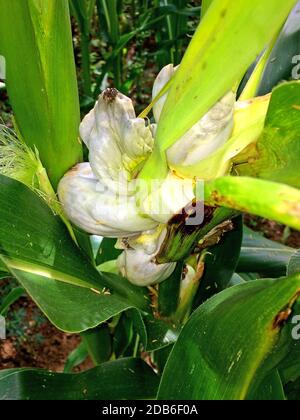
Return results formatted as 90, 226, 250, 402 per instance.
158, 275, 300, 400
0, 358, 159, 400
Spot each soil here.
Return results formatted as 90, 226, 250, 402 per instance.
0, 284, 93, 372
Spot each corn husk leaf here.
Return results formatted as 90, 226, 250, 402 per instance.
0, 0, 82, 188
235, 82, 300, 188
155, 0, 297, 153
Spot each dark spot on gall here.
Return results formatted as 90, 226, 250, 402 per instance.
103, 88, 119, 103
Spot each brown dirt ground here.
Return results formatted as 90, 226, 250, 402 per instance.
0, 287, 93, 372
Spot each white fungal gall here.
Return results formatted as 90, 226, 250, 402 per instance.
152, 64, 235, 168
116, 227, 176, 286
58, 163, 157, 237
58, 67, 237, 286
80, 89, 154, 191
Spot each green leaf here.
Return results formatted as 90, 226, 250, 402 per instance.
239, 34, 279, 101
158, 262, 183, 318
10, 269, 138, 333
70, 0, 95, 96
0, 287, 25, 315
238, 227, 296, 277
0, 358, 159, 400
0, 175, 152, 333
285, 377, 300, 400
155, 0, 297, 152
0, 0, 82, 188
153, 345, 173, 375
81, 325, 112, 365
236, 82, 300, 188
96, 238, 121, 266
70, 0, 96, 31
287, 250, 300, 276
158, 274, 300, 400
201, 0, 214, 17
258, 1, 300, 95
64, 342, 88, 373
228, 273, 247, 287
156, 207, 239, 263
73, 227, 95, 264
113, 314, 134, 358
0, 260, 8, 274
204, 176, 300, 231
97, 0, 119, 45
278, 301, 300, 385
141, 313, 179, 352
0, 175, 106, 291
173, 94, 269, 180
248, 370, 286, 401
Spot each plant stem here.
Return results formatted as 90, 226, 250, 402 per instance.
81, 32, 92, 97
133, 334, 140, 357
81, 325, 112, 366
173, 256, 205, 325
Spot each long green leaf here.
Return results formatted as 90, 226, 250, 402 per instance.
0, 175, 155, 334
0, 286, 25, 315
0, 176, 181, 343
64, 342, 88, 373
0, 358, 159, 400
248, 370, 286, 400
0, 174, 105, 291
276, 300, 300, 389
0, 0, 82, 188
9, 269, 138, 333
70, 0, 96, 96
238, 227, 296, 277
155, 0, 297, 152
204, 176, 300, 231
158, 274, 300, 400
258, 1, 300, 95
81, 325, 112, 365
287, 250, 300, 276
201, 0, 214, 17
236, 82, 300, 188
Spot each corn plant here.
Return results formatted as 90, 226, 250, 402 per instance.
71, 0, 199, 104
0, 0, 300, 401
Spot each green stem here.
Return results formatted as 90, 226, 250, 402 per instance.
133, 334, 140, 358
240, 29, 280, 101
81, 32, 92, 97
138, 146, 168, 182
173, 255, 206, 325
81, 325, 112, 366
113, 54, 122, 90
